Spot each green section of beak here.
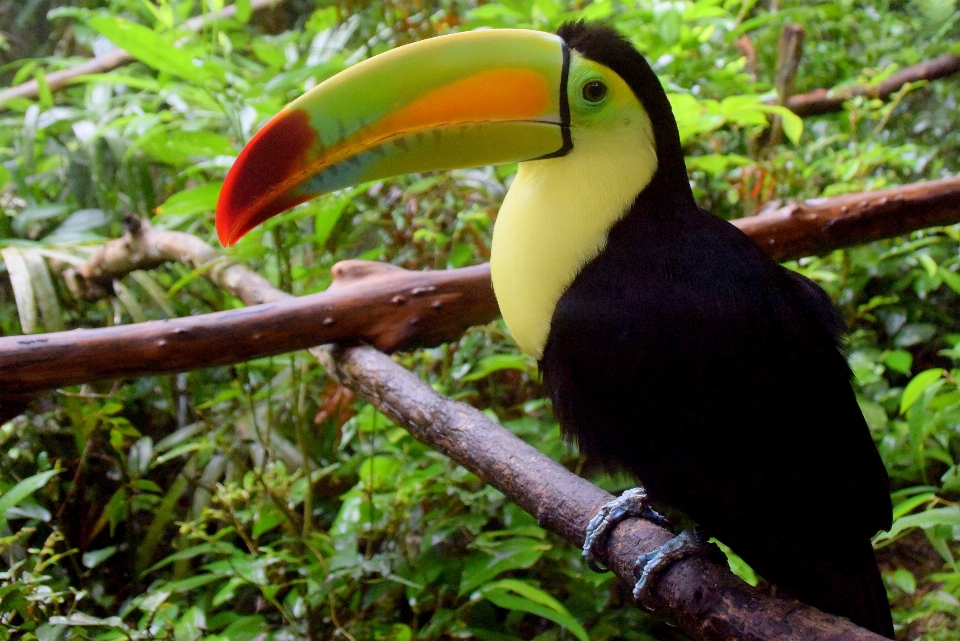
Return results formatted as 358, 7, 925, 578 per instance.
217, 29, 570, 246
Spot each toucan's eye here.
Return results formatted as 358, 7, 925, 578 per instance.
582, 80, 607, 103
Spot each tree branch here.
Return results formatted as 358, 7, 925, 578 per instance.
787, 53, 960, 117
0, 0, 287, 108
2, 175, 960, 404
3, 221, 495, 398
739, 175, 960, 261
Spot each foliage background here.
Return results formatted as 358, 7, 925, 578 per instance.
1, 0, 960, 639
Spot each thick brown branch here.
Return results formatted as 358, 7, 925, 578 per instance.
315, 344, 886, 641
5, 254, 494, 397
740, 175, 960, 261
2, 176, 960, 402
0, 0, 286, 108
787, 53, 960, 117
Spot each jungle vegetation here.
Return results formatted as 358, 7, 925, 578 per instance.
1, 0, 960, 639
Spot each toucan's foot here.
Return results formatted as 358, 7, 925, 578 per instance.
632, 528, 708, 600
583, 487, 669, 572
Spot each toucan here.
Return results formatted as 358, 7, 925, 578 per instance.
216, 22, 893, 637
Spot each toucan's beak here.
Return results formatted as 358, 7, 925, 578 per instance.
216, 29, 570, 246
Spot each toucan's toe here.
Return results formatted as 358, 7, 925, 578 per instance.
582, 486, 668, 572
632, 528, 710, 601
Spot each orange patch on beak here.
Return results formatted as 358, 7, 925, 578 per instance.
378, 68, 553, 131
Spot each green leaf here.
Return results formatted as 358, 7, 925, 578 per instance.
138, 130, 234, 165
20, 249, 63, 332
459, 536, 549, 595
0, 469, 62, 532
460, 353, 536, 382
752, 104, 804, 143
48, 613, 129, 630
86, 15, 210, 81
82, 546, 118, 569
234, 0, 253, 24
900, 368, 945, 414
308, 189, 359, 246
44, 208, 109, 244
137, 475, 188, 574
306, 6, 339, 32
251, 504, 286, 538
685, 153, 751, 175
892, 492, 937, 520
358, 456, 402, 491
884, 349, 913, 375
712, 539, 758, 586
889, 568, 916, 594
156, 182, 223, 217
219, 615, 268, 641
874, 506, 960, 544
938, 266, 960, 296
480, 579, 588, 641
1, 247, 38, 333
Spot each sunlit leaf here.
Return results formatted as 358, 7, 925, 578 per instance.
86, 15, 211, 81
156, 182, 223, 217
900, 368, 945, 414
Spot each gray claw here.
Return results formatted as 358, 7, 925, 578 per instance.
632, 529, 704, 600
582, 487, 667, 572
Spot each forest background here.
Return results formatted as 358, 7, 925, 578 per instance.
1, 0, 960, 639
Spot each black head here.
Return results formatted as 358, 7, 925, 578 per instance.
557, 22, 691, 203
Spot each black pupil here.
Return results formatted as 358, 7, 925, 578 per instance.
583, 81, 607, 102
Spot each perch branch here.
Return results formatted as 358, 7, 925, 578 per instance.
786, 53, 960, 117
2, 175, 960, 403
0, 0, 287, 108
314, 344, 886, 640
3, 220, 494, 398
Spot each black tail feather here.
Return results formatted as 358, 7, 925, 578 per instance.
742, 537, 893, 638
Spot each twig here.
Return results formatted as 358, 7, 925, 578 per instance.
0, 0, 287, 108
64, 217, 284, 306
787, 53, 960, 117
2, 176, 960, 404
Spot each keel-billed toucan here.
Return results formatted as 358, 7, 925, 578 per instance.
216, 23, 893, 636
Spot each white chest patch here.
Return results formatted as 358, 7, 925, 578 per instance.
490, 85, 658, 358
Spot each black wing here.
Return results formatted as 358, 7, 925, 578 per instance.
541, 205, 892, 634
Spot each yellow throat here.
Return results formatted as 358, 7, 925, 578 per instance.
490, 53, 658, 358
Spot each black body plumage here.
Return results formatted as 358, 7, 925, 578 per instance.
544, 23, 893, 636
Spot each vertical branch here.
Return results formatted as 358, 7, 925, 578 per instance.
769, 23, 805, 146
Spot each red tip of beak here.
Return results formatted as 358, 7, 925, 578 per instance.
216, 109, 318, 246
